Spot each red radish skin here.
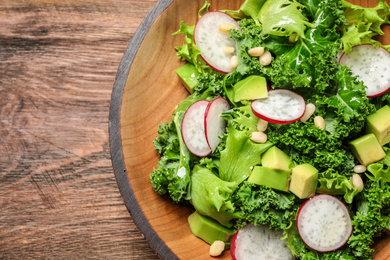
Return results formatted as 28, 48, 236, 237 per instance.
230, 224, 293, 260
296, 194, 353, 252
251, 89, 306, 124
339, 44, 390, 97
181, 100, 212, 157
230, 231, 238, 260
204, 97, 230, 152
194, 11, 240, 74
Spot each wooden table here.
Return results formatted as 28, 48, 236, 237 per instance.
0, 0, 160, 258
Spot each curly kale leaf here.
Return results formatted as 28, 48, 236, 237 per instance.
315, 64, 375, 139
233, 182, 299, 230
265, 0, 345, 91
229, 18, 293, 78
153, 117, 179, 156
150, 111, 194, 203
229, 0, 346, 93
267, 122, 355, 174
267, 62, 374, 175
347, 178, 390, 259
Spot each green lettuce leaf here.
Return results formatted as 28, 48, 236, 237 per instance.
367, 147, 390, 182
198, 1, 210, 19
341, 0, 390, 54
258, 0, 312, 39
221, 105, 259, 133
223, 0, 267, 20
340, 24, 374, 54
173, 21, 212, 74
219, 124, 273, 184
316, 169, 360, 204
367, 163, 390, 182
190, 165, 242, 227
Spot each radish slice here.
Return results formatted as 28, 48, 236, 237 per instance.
339, 44, 390, 97
230, 224, 293, 260
251, 89, 306, 124
296, 194, 353, 252
181, 100, 212, 157
194, 11, 240, 73
205, 97, 230, 152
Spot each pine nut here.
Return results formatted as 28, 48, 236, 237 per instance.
248, 46, 265, 57
314, 116, 325, 130
352, 174, 364, 192
209, 240, 225, 257
230, 55, 238, 70
257, 119, 268, 132
219, 23, 235, 33
223, 46, 235, 54
250, 131, 267, 143
354, 165, 366, 174
259, 51, 272, 66
300, 103, 316, 123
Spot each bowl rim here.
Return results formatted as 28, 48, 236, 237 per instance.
108, 0, 179, 259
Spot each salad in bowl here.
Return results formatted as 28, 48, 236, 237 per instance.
149, 0, 390, 259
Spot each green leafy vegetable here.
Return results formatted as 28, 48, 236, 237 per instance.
221, 105, 259, 133
219, 124, 273, 184
341, 0, 390, 53
150, 112, 193, 203
316, 169, 360, 204
347, 178, 390, 258
267, 122, 356, 174
224, 0, 267, 20
173, 22, 212, 74
258, 0, 312, 39
367, 147, 390, 182
190, 165, 242, 227
233, 182, 299, 230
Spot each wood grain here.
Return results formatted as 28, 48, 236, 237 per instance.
0, 0, 160, 259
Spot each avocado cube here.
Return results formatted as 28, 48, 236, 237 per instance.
188, 211, 235, 245
248, 166, 290, 192
261, 146, 292, 171
350, 133, 386, 166
289, 164, 318, 199
233, 75, 268, 102
176, 63, 199, 93
366, 105, 390, 145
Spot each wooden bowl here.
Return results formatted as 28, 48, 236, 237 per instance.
109, 0, 390, 259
